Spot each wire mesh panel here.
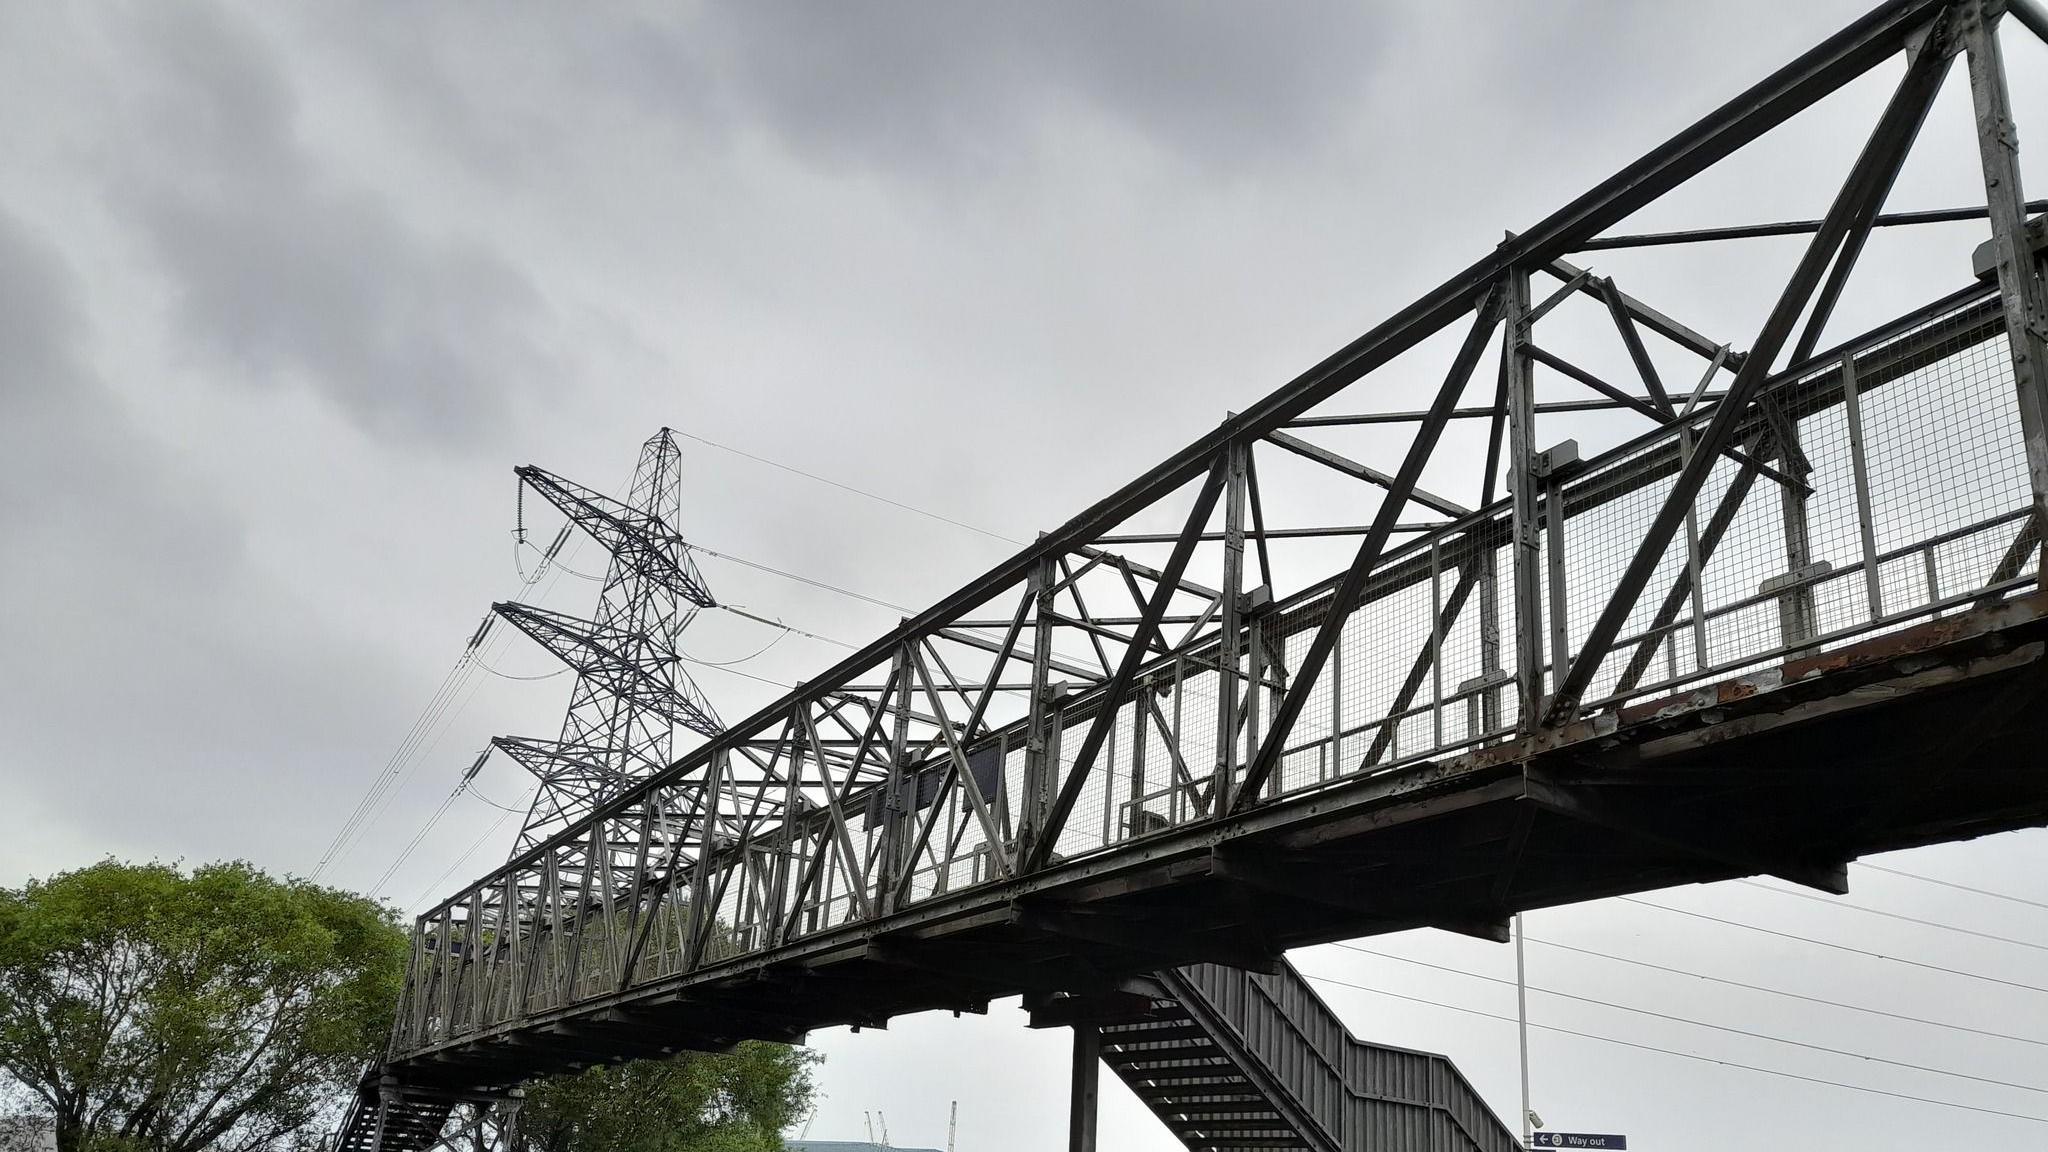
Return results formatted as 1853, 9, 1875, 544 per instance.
1552, 289, 2031, 710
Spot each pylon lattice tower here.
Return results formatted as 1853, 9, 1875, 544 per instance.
484, 428, 723, 853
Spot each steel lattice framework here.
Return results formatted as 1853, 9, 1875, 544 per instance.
339, 3, 2048, 1149
488, 429, 723, 853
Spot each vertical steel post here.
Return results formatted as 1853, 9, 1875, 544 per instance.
1679, 427, 1711, 670
1128, 672, 1149, 837
1248, 612, 1271, 798
498, 1091, 525, 1151
370, 1077, 395, 1152
1020, 555, 1058, 867
1773, 411, 1821, 651
880, 641, 915, 912
1476, 547, 1504, 736
1070, 1023, 1101, 1152
1505, 271, 1547, 726
1841, 353, 1887, 618
1963, 0, 2048, 581
1171, 655, 1186, 818
1430, 541, 1446, 750
1543, 473, 1572, 696
1327, 627, 1344, 779
1515, 917, 1532, 1149
1214, 440, 1250, 810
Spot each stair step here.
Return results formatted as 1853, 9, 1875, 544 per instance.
1173, 1118, 1299, 1134
1121, 1068, 1245, 1084
1136, 1091, 1266, 1106
1106, 1042, 1223, 1063
1103, 1022, 1208, 1043
1159, 1104, 1286, 1119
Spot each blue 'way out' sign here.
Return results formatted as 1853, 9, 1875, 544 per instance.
1533, 1135, 1626, 1149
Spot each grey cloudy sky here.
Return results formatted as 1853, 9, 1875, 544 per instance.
2, 2, 2045, 1149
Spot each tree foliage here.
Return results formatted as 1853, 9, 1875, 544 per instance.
0, 860, 406, 1152
485, 1043, 819, 1152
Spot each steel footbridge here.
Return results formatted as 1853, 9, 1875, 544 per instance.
342, 2, 2048, 1147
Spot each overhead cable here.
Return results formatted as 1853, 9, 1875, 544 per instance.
1333, 943, 2046, 1095
1521, 934, 2047, 1049
1736, 878, 2048, 952
1618, 896, 2048, 995
1298, 970, 2048, 1126
673, 428, 1025, 546
1856, 862, 2048, 913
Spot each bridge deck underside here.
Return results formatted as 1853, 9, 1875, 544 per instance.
396, 593, 2048, 1089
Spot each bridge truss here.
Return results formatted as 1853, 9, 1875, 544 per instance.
360, 2, 2048, 1147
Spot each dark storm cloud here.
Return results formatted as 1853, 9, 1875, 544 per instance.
338, 0, 1395, 181
0, 210, 239, 597
676, 1, 1394, 173
0, 204, 419, 869
104, 2, 556, 442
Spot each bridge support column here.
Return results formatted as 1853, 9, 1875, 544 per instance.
497, 1090, 524, 1149
1213, 439, 1248, 810
1964, 0, 2048, 583
1021, 554, 1058, 867
1504, 268, 1548, 729
1069, 1023, 1101, 1152
369, 1075, 397, 1151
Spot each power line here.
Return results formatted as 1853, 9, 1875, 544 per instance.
311, 653, 465, 879
681, 656, 798, 692
475, 655, 568, 681
463, 781, 529, 815
1736, 878, 2048, 952
1298, 970, 2048, 1126
1521, 934, 2048, 1050
1857, 862, 2048, 913
672, 428, 1026, 547
692, 543, 913, 614
1617, 897, 2048, 995
679, 631, 788, 667
371, 783, 467, 896
721, 605, 859, 650
408, 791, 532, 911
1332, 944, 2047, 1096
316, 519, 594, 883
350, 650, 499, 873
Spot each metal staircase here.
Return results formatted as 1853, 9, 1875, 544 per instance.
330, 1071, 457, 1152
1093, 961, 1518, 1152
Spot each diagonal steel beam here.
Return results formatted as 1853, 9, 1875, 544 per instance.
1600, 276, 1676, 414
1024, 455, 1229, 872
1265, 428, 1470, 517
1361, 563, 1482, 767
1234, 288, 1506, 813
1789, 29, 1939, 368
1523, 343, 1809, 492
1611, 428, 1775, 696
1244, 446, 1276, 591
1544, 255, 1742, 367
1547, 19, 1956, 724
2014, 0, 2048, 42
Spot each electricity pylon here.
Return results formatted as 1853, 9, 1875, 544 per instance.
479, 428, 723, 853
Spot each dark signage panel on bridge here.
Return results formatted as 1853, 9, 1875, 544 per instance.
1534, 1135, 1626, 1149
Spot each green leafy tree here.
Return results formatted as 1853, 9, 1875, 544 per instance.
487, 1043, 819, 1152
0, 860, 405, 1152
